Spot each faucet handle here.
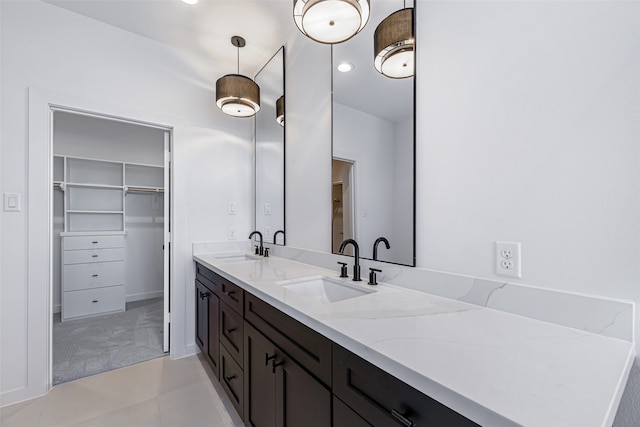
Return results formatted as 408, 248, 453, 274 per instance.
368, 268, 382, 286
264, 247, 270, 257
254, 245, 260, 255
337, 262, 348, 278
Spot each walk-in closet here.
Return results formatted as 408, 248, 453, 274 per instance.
51, 111, 169, 385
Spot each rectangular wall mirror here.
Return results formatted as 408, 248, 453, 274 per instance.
255, 46, 285, 245
332, 1, 415, 266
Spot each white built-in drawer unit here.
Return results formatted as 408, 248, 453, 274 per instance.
61, 233, 125, 321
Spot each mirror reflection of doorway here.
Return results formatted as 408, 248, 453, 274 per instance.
51, 111, 170, 385
332, 159, 355, 254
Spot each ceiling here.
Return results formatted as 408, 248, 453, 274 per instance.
45, 0, 413, 122
44, 0, 295, 76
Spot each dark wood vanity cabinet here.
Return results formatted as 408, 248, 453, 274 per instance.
244, 316, 331, 427
333, 344, 479, 427
195, 262, 477, 427
195, 264, 220, 379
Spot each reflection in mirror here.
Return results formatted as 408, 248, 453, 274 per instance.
332, 1, 415, 266
255, 47, 285, 245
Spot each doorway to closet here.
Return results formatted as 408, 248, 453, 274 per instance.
51, 110, 171, 385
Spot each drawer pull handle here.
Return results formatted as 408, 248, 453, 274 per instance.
391, 409, 414, 427
92, 241, 98, 244
92, 300, 98, 303
92, 255, 98, 258
224, 374, 236, 383
271, 359, 284, 374
265, 353, 277, 366
225, 327, 236, 335
92, 274, 99, 277
199, 291, 210, 300
223, 290, 235, 296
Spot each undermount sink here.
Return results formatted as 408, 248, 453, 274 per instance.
276, 275, 376, 303
214, 253, 262, 263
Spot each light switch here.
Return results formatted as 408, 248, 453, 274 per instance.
265, 226, 271, 238
264, 203, 272, 215
4, 193, 21, 212
228, 201, 237, 215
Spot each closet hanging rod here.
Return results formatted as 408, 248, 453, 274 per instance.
125, 187, 165, 194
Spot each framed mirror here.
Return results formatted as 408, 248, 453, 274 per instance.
332, 1, 415, 266
255, 46, 285, 245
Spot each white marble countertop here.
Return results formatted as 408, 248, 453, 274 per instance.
193, 252, 635, 427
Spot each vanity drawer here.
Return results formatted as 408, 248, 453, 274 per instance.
196, 263, 220, 295
244, 292, 332, 387
62, 285, 125, 320
62, 235, 124, 250
220, 301, 244, 365
333, 344, 479, 427
63, 248, 125, 265
220, 344, 244, 417
63, 261, 124, 291
219, 277, 244, 315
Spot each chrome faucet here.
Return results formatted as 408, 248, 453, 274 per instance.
249, 231, 264, 256
338, 239, 361, 281
373, 237, 390, 261
273, 230, 284, 244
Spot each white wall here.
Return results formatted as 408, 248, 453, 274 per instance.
0, 0, 253, 406
284, 1, 640, 424
333, 102, 396, 260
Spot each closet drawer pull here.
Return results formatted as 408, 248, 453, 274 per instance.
92, 255, 98, 258
92, 241, 98, 244
92, 274, 99, 277
92, 300, 98, 303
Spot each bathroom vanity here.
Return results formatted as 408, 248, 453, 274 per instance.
193, 250, 634, 426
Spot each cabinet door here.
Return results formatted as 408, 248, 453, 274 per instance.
274, 351, 331, 427
244, 322, 277, 427
196, 280, 219, 378
333, 396, 371, 427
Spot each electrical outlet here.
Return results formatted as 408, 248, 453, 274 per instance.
496, 241, 521, 278
264, 226, 271, 238
264, 203, 272, 215
228, 227, 237, 240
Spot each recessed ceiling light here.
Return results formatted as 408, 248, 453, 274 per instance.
337, 62, 354, 73
182, 0, 198, 5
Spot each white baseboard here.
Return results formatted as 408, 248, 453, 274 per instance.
126, 290, 163, 303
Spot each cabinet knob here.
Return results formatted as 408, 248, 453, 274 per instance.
223, 290, 235, 297
391, 409, 414, 427
199, 291, 210, 300
225, 327, 236, 335
271, 359, 284, 374
265, 352, 277, 366
224, 374, 236, 383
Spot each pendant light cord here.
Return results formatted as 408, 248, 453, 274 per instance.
236, 42, 240, 74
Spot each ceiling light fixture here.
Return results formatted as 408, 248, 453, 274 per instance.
337, 62, 353, 72
293, 0, 370, 44
374, 6, 414, 79
181, 0, 198, 5
276, 96, 285, 127
216, 36, 261, 117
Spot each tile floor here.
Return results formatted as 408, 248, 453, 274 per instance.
0, 354, 244, 427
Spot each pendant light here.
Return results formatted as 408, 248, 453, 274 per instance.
293, 0, 370, 44
276, 96, 285, 127
216, 36, 261, 117
374, 5, 414, 79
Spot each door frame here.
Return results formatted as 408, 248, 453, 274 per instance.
27, 87, 188, 399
